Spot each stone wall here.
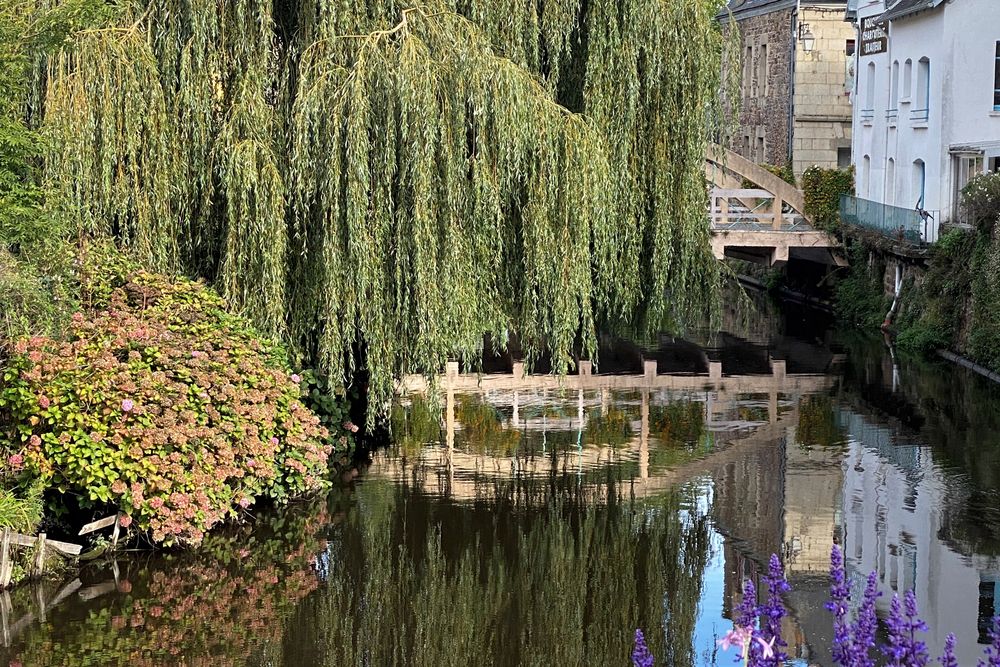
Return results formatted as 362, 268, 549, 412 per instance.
730, 7, 794, 167
792, 6, 855, 178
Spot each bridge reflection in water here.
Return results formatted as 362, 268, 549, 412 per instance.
377, 356, 844, 664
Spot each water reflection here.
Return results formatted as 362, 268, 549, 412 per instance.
3, 307, 1000, 665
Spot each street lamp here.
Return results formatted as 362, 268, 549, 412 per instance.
798, 23, 815, 53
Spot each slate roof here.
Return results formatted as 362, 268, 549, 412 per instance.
879, 0, 948, 21
720, 0, 847, 21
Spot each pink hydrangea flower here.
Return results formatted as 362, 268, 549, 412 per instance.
291, 374, 301, 384
7, 454, 24, 470
118, 515, 133, 528
121, 399, 135, 412
37, 395, 50, 409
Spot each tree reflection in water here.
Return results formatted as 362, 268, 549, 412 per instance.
287, 476, 712, 667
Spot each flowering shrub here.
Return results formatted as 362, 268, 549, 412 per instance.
962, 171, 1000, 231
0, 271, 331, 544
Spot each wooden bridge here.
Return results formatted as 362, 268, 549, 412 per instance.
705, 144, 845, 267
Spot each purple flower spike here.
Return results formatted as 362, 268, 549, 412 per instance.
852, 571, 881, 667
736, 578, 758, 629
883, 591, 929, 667
759, 554, 790, 666
980, 617, 1000, 667
827, 545, 856, 667
632, 628, 654, 667
939, 633, 959, 667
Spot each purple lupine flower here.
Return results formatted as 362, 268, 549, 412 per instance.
939, 633, 959, 667
883, 591, 929, 667
827, 545, 856, 666
852, 571, 881, 667
980, 617, 1000, 667
632, 629, 654, 667
758, 554, 790, 666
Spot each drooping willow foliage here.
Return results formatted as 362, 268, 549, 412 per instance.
36, 0, 732, 413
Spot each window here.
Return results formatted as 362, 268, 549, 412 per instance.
756, 134, 765, 163
912, 159, 926, 208
846, 40, 856, 56
889, 60, 900, 121
744, 46, 753, 98
903, 58, 913, 100
758, 44, 769, 98
953, 154, 984, 221
837, 147, 852, 168
994, 41, 1000, 111
862, 62, 876, 122
886, 158, 896, 206
913, 57, 930, 121
862, 155, 871, 197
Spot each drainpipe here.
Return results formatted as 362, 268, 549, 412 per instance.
881, 262, 903, 330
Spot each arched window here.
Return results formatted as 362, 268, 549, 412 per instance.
866, 61, 876, 108
890, 61, 899, 114
912, 159, 926, 208
915, 57, 930, 118
886, 158, 896, 206
903, 58, 913, 100
862, 155, 871, 198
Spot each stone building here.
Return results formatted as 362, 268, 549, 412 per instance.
721, 0, 854, 179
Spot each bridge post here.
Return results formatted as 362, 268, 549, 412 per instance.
640, 389, 649, 480
771, 196, 784, 230
446, 386, 455, 454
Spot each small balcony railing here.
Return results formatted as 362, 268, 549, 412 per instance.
840, 194, 939, 244
860, 108, 875, 123
910, 108, 929, 122
885, 108, 899, 123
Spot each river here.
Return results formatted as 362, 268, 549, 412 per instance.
2, 296, 999, 666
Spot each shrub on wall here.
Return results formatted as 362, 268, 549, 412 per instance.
802, 165, 854, 231
761, 163, 796, 187
961, 172, 1000, 232
0, 271, 331, 544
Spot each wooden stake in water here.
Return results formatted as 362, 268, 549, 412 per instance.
32, 534, 46, 579
0, 529, 11, 589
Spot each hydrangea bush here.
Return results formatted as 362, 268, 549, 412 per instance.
0, 271, 331, 544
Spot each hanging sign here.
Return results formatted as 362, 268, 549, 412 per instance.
860, 16, 888, 56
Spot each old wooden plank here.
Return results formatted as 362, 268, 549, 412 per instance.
0, 529, 11, 589
7, 533, 81, 557
31, 534, 46, 579
78, 515, 118, 536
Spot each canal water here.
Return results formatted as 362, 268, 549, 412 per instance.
2, 297, 1000, 666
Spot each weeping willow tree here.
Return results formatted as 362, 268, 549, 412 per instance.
36, 0, 732, 413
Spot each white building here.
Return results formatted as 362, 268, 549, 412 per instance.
847, 0, 1000, 229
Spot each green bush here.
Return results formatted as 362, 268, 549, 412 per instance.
961, 171, 1000, 232
802, 165, 854, 231
833, 243, 890, 329
0, 271, 331, 545
762, 163, 796, 187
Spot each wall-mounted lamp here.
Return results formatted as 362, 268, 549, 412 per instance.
798, 23, 815, 53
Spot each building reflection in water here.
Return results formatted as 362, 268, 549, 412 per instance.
380, 333, 1000, 665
